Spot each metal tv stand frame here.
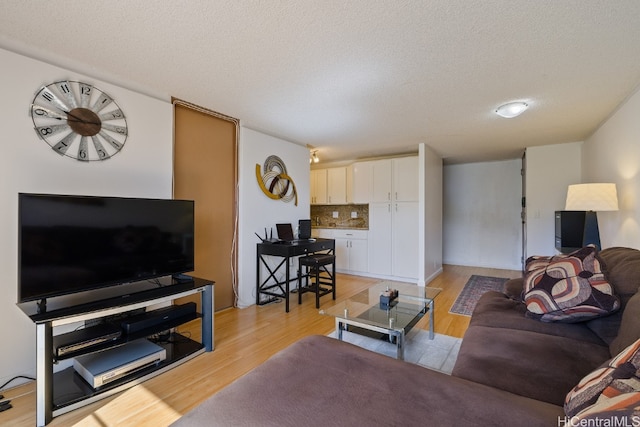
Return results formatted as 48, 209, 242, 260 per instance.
18, 276, 214, 427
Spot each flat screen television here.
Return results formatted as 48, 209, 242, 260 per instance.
18, 193, 195, 304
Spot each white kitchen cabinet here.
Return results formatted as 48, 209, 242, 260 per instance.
368, 201, 418, 279
350, 161, 374, 203
391, 202, 419, 278
334, 229, 368, 274
393, 156, 419, 202
310, 167, 346, 204
371, 159, 393, 202
370, 156, 418, 203
367, 156, 419, 279
368, 203, 393, 276
310, 169, 327, 204
327, 167, 347, 204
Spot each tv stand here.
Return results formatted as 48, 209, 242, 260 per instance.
18, 276, 214, 427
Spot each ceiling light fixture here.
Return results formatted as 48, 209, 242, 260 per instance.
495, 101, 529, 118
310, 150, 319, 164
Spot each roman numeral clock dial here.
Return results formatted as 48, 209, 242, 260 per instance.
30, 80, 128, 161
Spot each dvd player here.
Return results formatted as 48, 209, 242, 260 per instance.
120, 302, 197, 334
53, 323, 122, 358
73, 339, 166, 388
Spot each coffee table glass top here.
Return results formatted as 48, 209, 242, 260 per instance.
320, 281, 441, 331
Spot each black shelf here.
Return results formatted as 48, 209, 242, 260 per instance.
18, 276, 210, 323
52, 312, 202, 362
52, 333, 203, 410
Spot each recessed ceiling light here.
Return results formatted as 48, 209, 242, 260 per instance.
495, 101, 529, 118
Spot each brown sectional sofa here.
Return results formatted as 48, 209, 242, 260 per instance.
172, 247, 640, 426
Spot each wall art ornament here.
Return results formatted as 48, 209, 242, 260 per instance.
255, 155, 298, 205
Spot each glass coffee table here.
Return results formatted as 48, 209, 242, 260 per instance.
320, 281, 441, 360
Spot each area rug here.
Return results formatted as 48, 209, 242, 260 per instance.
449, 275, 509, 316
327, 329, 461, 374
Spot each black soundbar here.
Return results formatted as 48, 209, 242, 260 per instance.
120, 302, 197, 334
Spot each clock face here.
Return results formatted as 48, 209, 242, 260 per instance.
30, 80, 128, 161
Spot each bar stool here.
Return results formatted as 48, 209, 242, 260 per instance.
297, 254, 336, 308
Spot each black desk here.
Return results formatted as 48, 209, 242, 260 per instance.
256, 238, 335, 312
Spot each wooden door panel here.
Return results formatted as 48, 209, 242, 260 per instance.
173, 102, 237, 311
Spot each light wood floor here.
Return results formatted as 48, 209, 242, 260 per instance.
1, 265, 520, 427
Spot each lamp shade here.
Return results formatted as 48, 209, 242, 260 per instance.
565, 183, 618, 211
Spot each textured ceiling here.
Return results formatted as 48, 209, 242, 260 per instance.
2, 1, 640, 164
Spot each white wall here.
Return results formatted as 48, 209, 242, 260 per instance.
0, 48, 173, 387
525, 142, 582, 257
443, 159, 523, 270
582, 88, 640, 249
237, 127, 310, 308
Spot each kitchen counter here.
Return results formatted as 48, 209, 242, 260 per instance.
312, 225, 368, 230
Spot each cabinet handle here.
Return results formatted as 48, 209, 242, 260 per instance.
387, 192, 390, 201
388, 204, 391, 213
395, 204, 398, 212
395, 191, 398, 200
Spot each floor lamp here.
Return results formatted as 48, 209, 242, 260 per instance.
565, 183, 618, 250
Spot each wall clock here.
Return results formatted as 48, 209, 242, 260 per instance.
30, 80, 128, 161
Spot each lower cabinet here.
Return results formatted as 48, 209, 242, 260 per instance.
368, 203, 393, 276
392, 202, 419, 279
334, 229, 368, 274
312, 221, 417, 280
369, 202, 418, 279
311, 228, 368, 274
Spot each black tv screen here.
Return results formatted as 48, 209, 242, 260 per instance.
18, 193, 195, 303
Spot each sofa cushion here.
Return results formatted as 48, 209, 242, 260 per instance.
452, 325, 611, 406
469, 291, 608, 345
503, 278, 524, 301
611, 291, 640, 357
585, 310, 623, 347
565, 338, 640, 417
523, 246, 620, 322
172, 335, 565, 427
599, 247, 640, 305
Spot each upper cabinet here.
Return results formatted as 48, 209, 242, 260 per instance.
311, 167, 347, 204
350, 161, 374, 204
312, 156, 418, 205
310, 169, 327, 204
392, 156, 419, 202
356, 156, 418, 203
371, 159, 393, 202
327, 167, 347, 204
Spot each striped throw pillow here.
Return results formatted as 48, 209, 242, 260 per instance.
565, 339, 640, 419
523, 245, 619, 322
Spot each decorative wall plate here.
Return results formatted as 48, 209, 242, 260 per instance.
256, 155, 298, 205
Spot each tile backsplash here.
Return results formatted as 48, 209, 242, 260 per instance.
310, 204, 369, 229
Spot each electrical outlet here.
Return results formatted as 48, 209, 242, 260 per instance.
332, 211, 339, 218
351, 211, 357, 218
